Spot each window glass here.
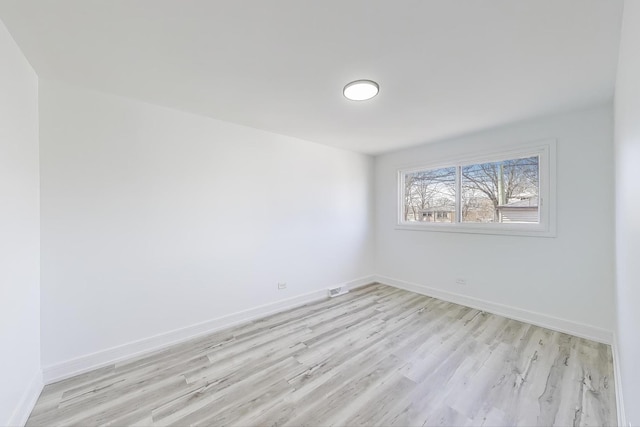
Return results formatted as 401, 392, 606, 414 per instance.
461, 156, 539, 223
403, 167, 456, 223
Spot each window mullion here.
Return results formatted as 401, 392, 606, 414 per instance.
456, 165, 462, 223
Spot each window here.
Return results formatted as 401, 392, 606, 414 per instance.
397, 142, 555, 236
403, 166, 455, 223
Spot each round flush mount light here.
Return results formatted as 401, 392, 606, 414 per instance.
343, 79, 379, 101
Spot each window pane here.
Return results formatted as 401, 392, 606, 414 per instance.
403, 167, 456, 223
461, 156, 539, 223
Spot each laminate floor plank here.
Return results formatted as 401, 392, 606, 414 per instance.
26, 284, 617, 426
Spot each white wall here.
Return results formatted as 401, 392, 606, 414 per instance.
614, 0, 640, 425
39, 80, 374, 371
375, 105, 615, 338
0, 19, 41, 427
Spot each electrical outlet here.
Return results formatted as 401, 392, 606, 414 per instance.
277, 282, 287, 290
455, 278, 467, 285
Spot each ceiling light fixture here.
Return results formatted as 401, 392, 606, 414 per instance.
343, 79, 379, 101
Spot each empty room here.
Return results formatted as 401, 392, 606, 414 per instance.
1, 1, 639, 426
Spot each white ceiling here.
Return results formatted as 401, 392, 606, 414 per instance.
0, 1, 623, 154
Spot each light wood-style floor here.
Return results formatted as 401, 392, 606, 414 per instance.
27, 284, 617, 426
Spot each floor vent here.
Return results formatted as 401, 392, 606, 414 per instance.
328, 286, 349, 298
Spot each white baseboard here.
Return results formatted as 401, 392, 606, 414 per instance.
42, 275, 376, 385
612, 334, 627, 427
7, 370, 43, 427
340, 275, 377, 291
375, 275, 613, 345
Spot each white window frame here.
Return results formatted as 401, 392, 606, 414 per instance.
396, 139, 556, 237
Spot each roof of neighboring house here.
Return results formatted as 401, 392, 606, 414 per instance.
498, 197, 538, 209
419, 205, 456, 212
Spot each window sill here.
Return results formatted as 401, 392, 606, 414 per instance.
395, 223, 556, 238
